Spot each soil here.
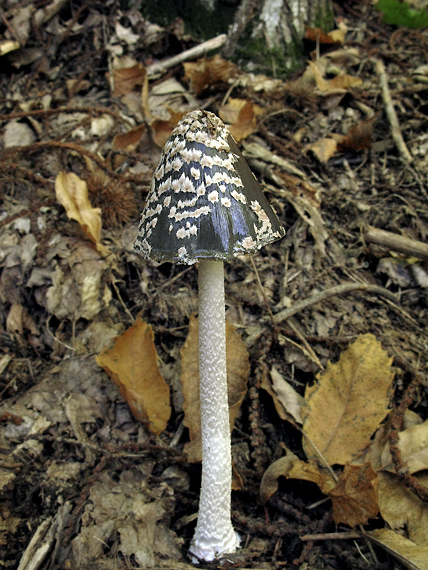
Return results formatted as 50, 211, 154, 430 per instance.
1, 1, 428, 569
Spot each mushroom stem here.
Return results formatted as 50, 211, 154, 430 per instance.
189, 259, 240, 561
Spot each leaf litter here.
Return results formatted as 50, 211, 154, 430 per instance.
1, 2, 428, 569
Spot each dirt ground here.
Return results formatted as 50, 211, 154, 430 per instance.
1, 1, 428, 569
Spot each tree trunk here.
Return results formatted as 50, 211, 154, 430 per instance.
141, 0, 334, 75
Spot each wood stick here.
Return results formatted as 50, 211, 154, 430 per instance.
365, 225, 428, 260
147, 34, 227, 77
375, 59, 412, 163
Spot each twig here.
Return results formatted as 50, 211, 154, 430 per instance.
272, 282, 399, 325
375, 59, 412, 163
364, 224, 428, 260
301, 531, 361, 542
147, 34, 227, 77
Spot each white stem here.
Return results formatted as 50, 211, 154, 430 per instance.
189, 260, 240, 562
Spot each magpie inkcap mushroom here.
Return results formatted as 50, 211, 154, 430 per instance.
134, 109, 284, 561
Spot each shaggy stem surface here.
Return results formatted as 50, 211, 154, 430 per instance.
189, 260, 239, 562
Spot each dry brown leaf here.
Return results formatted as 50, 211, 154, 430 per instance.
111, 63, 147, 97
336, 116, 376, 152
304, 137, 338, 163
55, 171, 110, 256
219, 98, 263, 142
380, 419, 428, 474
150, 109, 185, 149
307, 61, 362, 92
183, 54, 239, 96
113, 124, 146, 152
181, 315, 249, 464
260, 451, 336, 504
96, 317, 171, 435
378, 472, 428, 546
302, 334, 394, 465
261, 366, 304, 425
366, 528, 428, 570
329, 463, 379, 526
305, 26, 342, 44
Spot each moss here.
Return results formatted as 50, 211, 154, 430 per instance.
140, 0, 235, 40
234, 29, 304, 78
313, 5, 335, 31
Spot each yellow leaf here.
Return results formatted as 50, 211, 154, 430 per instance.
329, 463, 379, 526
302, 334, 394, 465
181, 315, 249, 464
366, 528, 428, 570
96, 317, 171, 435
55, 171, 109, 256
378, 472, 428, 546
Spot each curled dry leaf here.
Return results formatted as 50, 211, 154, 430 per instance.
302, 334, 394, 465
55, 171, 110, 256
96, 317, 171, 435
329, 463, 379, 527
260, 450, 336, 505
380, 419, 428, 475
150, 109, 184, 149
366, 528, 428, 570
180, 315, 249, 464
261, 366, 304, 425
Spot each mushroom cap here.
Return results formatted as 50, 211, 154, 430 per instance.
134, 110, 285, 265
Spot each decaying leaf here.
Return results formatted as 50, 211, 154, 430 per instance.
329, 463, 379, 526
378, 472, 428, 545
219, 98, 263, 142
366, 528, 428, 570
302, 334, 394, 465
96, 317, 171, 435
183, 54, 239, 96
55, 171, 110, 256
307, 60, 363, 92
380, 419, 428, 474
181, 315, 249, 463
260, 450, 336, 505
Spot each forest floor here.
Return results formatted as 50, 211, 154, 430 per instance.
1, 1, 428, 569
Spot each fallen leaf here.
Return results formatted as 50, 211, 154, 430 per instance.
181, 315, 249, 463
183, 54, 239, 96
113, 124, 146, 151
96, 317, 171, 435
55, 171, 110, 256
305, 26, 342, 44
111, 62, 147, 97
378, 472, 428, 546
150, 109, 184, 149
329, 463, 379, 526
302, 334, 394, 465
261, 366, 304, 425
366, 528, 428, 570
380, 419, 428, 474
307, 60, 362, 92
304, 137, 338, 163
260, 451, 336, 504
336, 116, 377, 152
219, 98, 263, 142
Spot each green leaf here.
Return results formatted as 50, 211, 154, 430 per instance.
376, 0, 428, 29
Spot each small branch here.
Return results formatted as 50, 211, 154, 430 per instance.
272, 282, 399, 325
364, 225, 428, 261
147, 34, 227, 77
375, 59, 412, 163
301, 531, 361, 542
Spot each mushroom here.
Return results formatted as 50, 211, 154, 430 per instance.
134, 110, 285, 561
